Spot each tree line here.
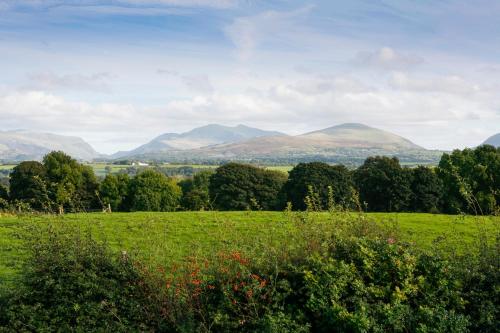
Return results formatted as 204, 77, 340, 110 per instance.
0, 145, 498, 214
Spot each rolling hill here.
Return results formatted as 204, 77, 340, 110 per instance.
119, 123, 443, 165
483, 133, 500, 147
113, 124, 284, 158
0, 130, 99, 162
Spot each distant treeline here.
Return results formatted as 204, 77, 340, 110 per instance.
0, 145, 498, 214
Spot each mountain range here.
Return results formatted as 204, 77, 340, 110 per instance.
0, 130, 99, 162
112, 124, 284, 158
483, 133, 500, 147
110, 123, 443, 165
2, 124, 496, 165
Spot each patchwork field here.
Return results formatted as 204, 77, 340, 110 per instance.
1, 211, 497, 286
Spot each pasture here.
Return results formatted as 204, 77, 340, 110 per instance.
1, 211, 497, 285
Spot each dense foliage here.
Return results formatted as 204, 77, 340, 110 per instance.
0, 145, 498, 214
9, 161, 52, 211
438, 145, 500, 214
99, 174, 130, 212
282, 162, 355, 210
209, 163, 286, 210
354, 156, 412, 212
43, 151, 100, 212
1, 213, 497, 332
127, 170, 181, 212
179, 170, 213, 210
408, 166, 443, 213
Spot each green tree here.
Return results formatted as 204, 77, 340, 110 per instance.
437, 145, 499, 214
282, 162, 355, 210
0, 184, 9, 209
9, 161, 52, 211
0, 184, 8, 201
209, 163, 287, 211
354, 156, 412, 212
127, 170, 181, 212
179, 170, 213, 211
99, 174, 130, 212
43, 151, 100, 212
409, 166, 443, 213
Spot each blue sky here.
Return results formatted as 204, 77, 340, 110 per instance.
0, 0, 499, 153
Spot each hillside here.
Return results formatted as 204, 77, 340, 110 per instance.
113, 124, 284, 158
0, 130, 99, 161
119, 123, 443, 165
483, 133, 500, 147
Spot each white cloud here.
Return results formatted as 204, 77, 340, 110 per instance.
355, 47, 424, 70
1, 69, 499, 153
389, 72, 481, 95
224, 6, 313, 60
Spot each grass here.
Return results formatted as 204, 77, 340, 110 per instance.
0, 211, 498, 285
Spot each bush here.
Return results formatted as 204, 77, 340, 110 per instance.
1, 213, 498, 332
0, 225, 150, 332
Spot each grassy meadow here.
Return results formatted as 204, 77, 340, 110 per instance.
1, 211, 497, 285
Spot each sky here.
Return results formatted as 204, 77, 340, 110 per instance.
0, 0, 499, 154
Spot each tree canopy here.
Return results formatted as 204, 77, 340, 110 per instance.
209, 163, 287, 211
354, 156, 411, 212
282, 162, 355, 210
127, 170, 181, 212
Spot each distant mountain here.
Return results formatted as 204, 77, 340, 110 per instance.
117, 123, 442, 165
195, 123, 424, 157
0, 130, 99, 162
113, 124, 284, 158
483, 133, 500, 147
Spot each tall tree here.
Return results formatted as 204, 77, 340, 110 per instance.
282, 162, 355, 210
99, 174, 130, 212
437, 145, 499, 214
209, 163, 286, 211
9, 161, 52, 211
354, 156, 411, 212
179, 170, 214, 211
126, 170, 181, 212
0, 184, 9, 209
43, 151, 99, 212
409, 166, 443, 213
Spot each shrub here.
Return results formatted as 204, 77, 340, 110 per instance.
0, 225, 150, 332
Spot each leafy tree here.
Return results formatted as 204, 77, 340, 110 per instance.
209, 163, 287, 211
437, 145, 499, 214
99, 174, 130, 212
408, 166, 443, 213
0, 184, 8, 201
9, 161, 52, 211
179, 170, 213, 211
282, 162, 355, 210
43, 151, 100, 212
0, 184, 9, 209
354, 156, 412, 212
127, 170, 181, 212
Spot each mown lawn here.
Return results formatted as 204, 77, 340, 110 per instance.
0, 211, 498, 285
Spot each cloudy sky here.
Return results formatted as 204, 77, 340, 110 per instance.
1, 0, 499, 153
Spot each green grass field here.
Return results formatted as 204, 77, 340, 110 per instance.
1, 211, 498, 286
